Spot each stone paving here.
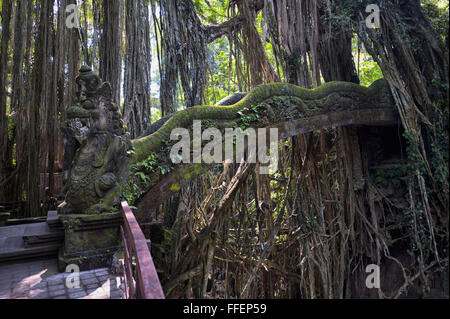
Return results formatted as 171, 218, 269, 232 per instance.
0, 258, 125, 299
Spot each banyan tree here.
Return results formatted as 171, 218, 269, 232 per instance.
0, 0, 448, 299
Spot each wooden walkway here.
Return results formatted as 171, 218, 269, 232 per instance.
0, 204, 164, 299
0, 258, 125, 299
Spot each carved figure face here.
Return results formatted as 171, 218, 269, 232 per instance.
66, 67, 106, 142
65, 66, 125, 147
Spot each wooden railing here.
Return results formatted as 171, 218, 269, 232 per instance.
120, 201, 165, 299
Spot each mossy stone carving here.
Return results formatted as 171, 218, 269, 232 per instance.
58, 66, 131, 215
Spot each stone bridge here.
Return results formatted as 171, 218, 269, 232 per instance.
129, 78, 397, 215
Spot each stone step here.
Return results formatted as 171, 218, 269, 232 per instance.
46, 210, 63, 230
22, 222, 64, 248
23, 234, 64, 248
0, 235, 60, 263
0, 211, 65, 264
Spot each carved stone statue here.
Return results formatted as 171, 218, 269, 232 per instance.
58, 66, 131, 215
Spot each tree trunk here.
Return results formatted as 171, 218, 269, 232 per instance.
100, 0, 124, 105
155, 0, 208, 113
123, 0, 152, 138
0, 0, 12, 201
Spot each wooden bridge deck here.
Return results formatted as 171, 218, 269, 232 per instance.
0, 205, 164, 299
0, 258, 125, 299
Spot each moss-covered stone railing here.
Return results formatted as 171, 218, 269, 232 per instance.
126, 79, 397, 214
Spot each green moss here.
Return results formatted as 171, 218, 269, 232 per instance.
66, 105, 90, 118
121, 79, 392, 206
131, 80, 387, 164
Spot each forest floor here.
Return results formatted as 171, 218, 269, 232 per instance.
0, 258, 125, 299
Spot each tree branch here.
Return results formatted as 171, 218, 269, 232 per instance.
204, 0, 265, 43
205, 15, 243, 43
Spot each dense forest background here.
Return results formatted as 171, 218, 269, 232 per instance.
0, 0, 448, 298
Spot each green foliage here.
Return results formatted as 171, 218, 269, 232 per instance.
255, 11, 278, 73
422, 0, 449, 40
237, 102, 266, 129
193, 0, 240, 104
159, 165, 171, 175
426, 96, 449, 193
121, 149, 175, 204
403, 131, 427, 177
403, 202, 433, 260
121, 152, 159, 203
133, 152, 158, 171
133, 152, 171, 178
352, 36, 384, 87
372, 164, 408, 187
151, 227, 178, 264
358, 59, 383, 87
193, 0, 230, 24
120, 180, 139, 204
206, 37, 235, 104
151, 107, 162, 123
202, 3, 279, 104
134, 171, 148, 183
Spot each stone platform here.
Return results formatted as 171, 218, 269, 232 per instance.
0, 258, 125, 299
0, 214, 64, 263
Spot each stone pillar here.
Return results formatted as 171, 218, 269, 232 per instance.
58, 212, 122, 272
